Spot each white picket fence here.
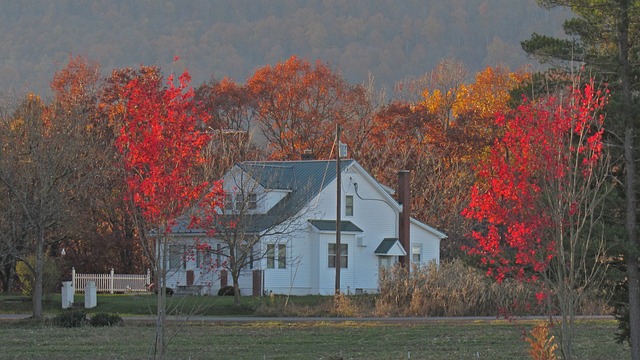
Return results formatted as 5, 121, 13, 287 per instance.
72, 268, 151, 294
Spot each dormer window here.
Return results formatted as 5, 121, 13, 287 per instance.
225, 192, 258, 212
247, 193, 257, 210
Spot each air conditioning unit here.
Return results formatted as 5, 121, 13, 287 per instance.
357, 235, 366, 247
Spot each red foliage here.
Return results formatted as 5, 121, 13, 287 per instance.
462, 81, 607, 282
116, 69, 217, 230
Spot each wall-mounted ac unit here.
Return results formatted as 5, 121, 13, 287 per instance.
357, 235, 366, 247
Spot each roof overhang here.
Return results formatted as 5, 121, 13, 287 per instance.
309, 220, 364, 233
374, 238, 407, 256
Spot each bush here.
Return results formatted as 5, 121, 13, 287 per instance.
376, 260, 541, 317
16, 255, 61, 297
51, 309, 86, 328
89, 313, 123, 327
218, 285, 239, 296
151, 285, 174, 295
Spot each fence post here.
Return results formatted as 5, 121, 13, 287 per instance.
146, 269, 151, 289
72, 267, 76, 289
110, 268, 114, 294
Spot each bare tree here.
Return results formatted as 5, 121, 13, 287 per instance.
0, 93, 99, 318
191, 163, 313, 305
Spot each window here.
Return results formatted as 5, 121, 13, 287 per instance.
196, 245, 213, 269
248, 246, 255, 270
277, 244, 287, 269
169, 245, 186, 270
266, 244, 275, 269
266, 244, 286, 269
248, 193, 258, 210
216, 244, 223, 266
225, 192, 257, 211
328, 243, 348, 268
224, 194, 233, 211
345, 195, 354, 216
412, 244, 422, 264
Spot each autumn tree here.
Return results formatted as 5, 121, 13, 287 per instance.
0, 90, 99, 319
247, 55, 373, 160
463, 80, 609, 359
99, 66, 165, 270
522, 1, 640, 357
116, 67, 219, 358
419, 58, 469, 130
362, 66, 526, 258
194, 77, 262, 179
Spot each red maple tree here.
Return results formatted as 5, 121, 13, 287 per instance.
463, 80, 607, 282
115, 67, 220, 358
462, 79, 609, 357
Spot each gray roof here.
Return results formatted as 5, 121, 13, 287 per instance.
238, 160, 355, 229
374, 238, 402, 255
309, 220, 363, 233
173, 160, 356, 234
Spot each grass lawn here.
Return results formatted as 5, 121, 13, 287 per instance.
0, 293, 276, 316
0, 318, 629, 359
0, 293, 631, 359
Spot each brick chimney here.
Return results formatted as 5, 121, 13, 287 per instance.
397, 170, 411, 268
301, 149, 314, 160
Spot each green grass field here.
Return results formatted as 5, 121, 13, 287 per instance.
0, 293, 631, 359
0, 318, 629, 359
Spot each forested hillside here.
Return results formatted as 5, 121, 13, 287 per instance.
0, 0, 570, 95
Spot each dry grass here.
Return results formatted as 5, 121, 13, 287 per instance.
375, 260, 611, 317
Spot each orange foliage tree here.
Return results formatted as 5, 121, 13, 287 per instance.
194, 77, 262, 178
247, 55, 373, 160
362, 65, 527, 258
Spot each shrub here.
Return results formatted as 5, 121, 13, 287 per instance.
526, 322, 558, 360
151, 285, 174, 295
218, 285, 239, 296
89, 313, 123, 327
376, 260, 541, 317
16, 255, 61, 297
52, 309, 86, 328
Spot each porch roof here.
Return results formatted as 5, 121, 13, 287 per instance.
374, 238, 407, 256
309, 220, 363, 233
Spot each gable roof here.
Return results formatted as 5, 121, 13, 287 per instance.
374, 238, 407, 256
171, 159, 446, 239
238, 159, 355, 222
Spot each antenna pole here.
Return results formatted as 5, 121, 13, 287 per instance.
335, 124, 341, 294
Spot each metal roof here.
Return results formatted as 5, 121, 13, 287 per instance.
173, 160, 356, 234
374, 238, 407, 256
239, 160, 355, 229
309, 220, 363, 233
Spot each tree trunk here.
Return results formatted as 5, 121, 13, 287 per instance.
618, 1, 640, 357
233, 273, 241, 306
1, 261, 15, 292
32, 229, 44, 320
154, 233, 167, 359
625, 124, 640, 360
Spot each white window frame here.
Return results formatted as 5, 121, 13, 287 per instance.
412, 243, 422, 264
345, 195, 354, 216
328, 243, 348, 268
266, 243, 286, 269
169, 245, 186, 270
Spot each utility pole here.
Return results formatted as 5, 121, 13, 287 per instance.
335, 124, 341, 295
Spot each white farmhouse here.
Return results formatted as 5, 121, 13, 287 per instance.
165, 159, 446, 296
